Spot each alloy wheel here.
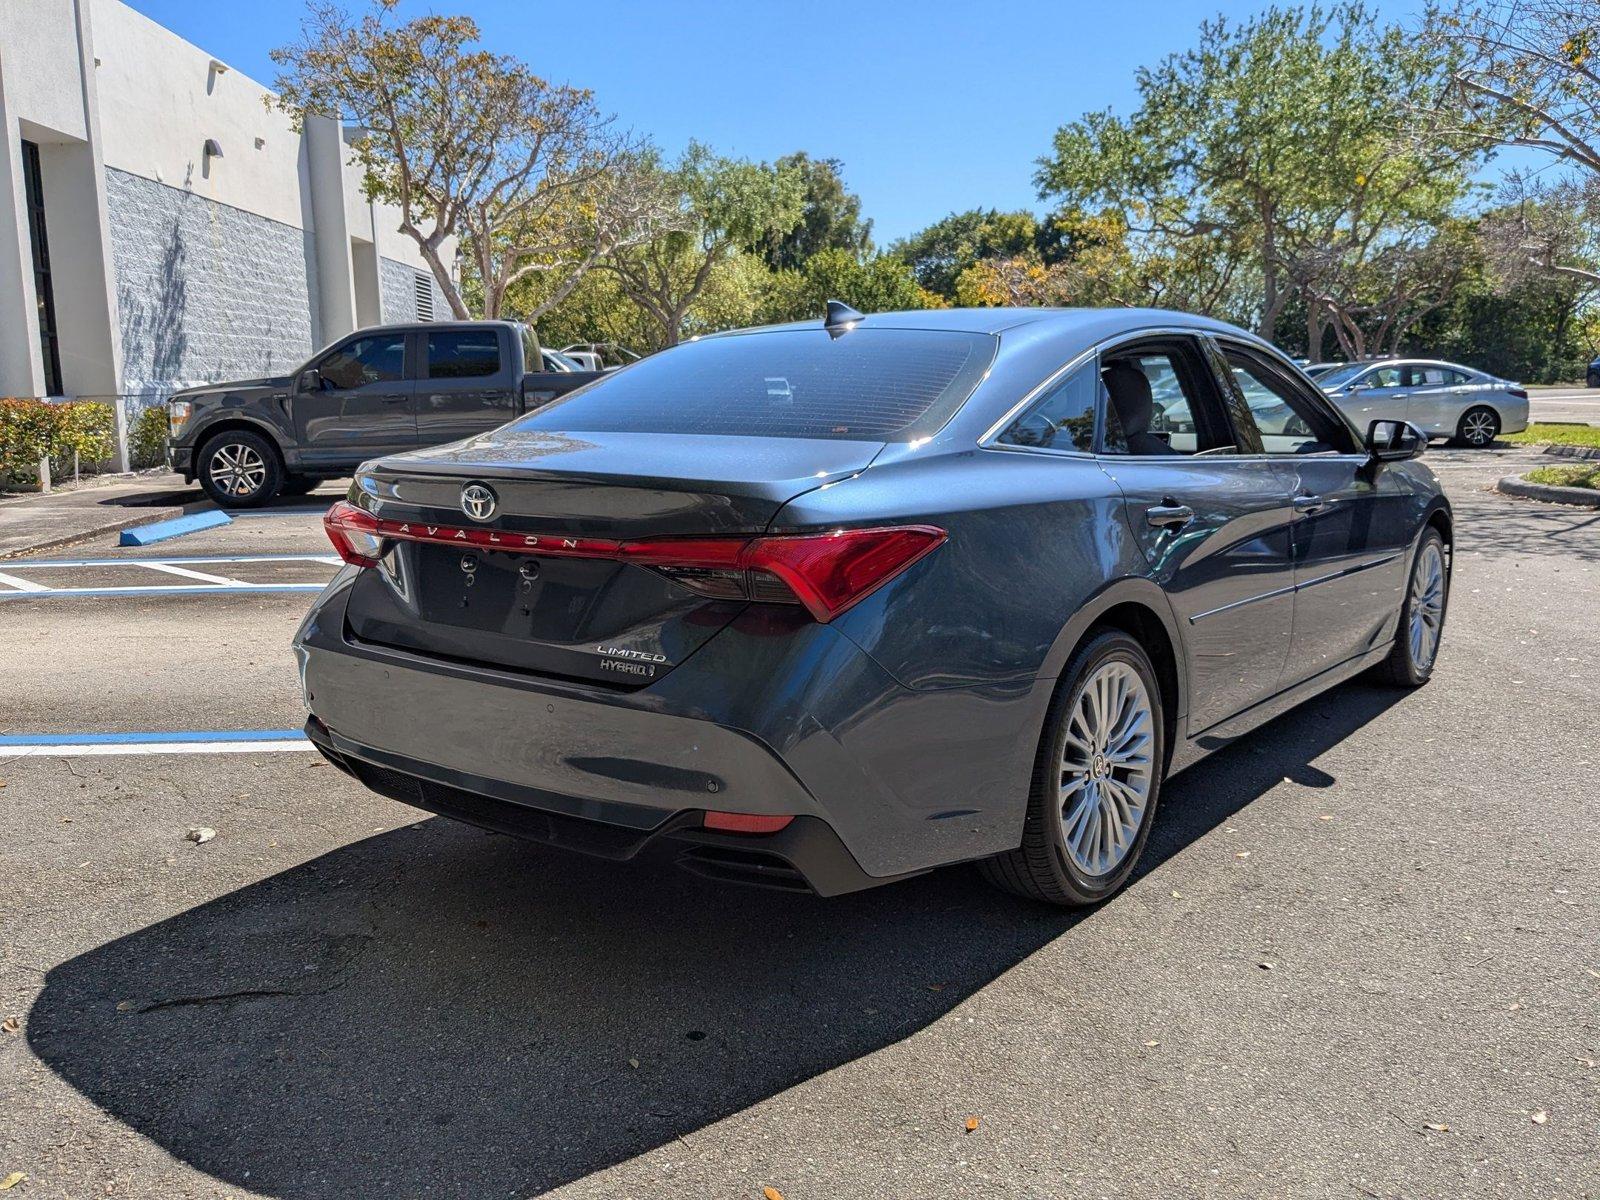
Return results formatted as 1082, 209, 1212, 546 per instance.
1059, 661, 1155, 878
208, 442, 268, 498
1408, 541, 1446, 672
1461, 409, 1497, 446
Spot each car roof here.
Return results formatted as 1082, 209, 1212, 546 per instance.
736, 306, 1253, 339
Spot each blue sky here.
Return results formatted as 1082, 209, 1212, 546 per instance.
128, 0, 1447, 245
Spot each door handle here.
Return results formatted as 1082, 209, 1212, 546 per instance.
1292, 493, 1326, 514
381, 394, 411, 403
1146, 501, 1194, 529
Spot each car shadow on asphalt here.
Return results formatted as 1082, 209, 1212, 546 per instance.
27, 683, 1405, 1198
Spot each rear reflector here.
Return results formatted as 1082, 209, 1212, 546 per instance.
322, 501, 945, 622
703, 811, 794, 834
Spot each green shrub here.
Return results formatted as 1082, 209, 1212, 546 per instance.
131, 405, 169, 469
0, 397, 117, 484
50, 401, 114, 473
0, 398, 57, 482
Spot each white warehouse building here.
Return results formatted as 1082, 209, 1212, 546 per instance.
0, 0, 452, 466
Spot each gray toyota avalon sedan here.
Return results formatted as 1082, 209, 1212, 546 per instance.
295, 304, 1451, 907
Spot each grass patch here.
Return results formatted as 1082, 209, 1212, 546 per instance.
1502, 423, 1600, 448
1523, 464, 1600, 490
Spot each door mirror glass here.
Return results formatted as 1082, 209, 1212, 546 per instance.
297, 367, 322, 393
1366, 418, 1425, 461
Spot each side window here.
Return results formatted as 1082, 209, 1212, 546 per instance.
1442, 369, 1470, 386
427, 331, 500, 380
320, 334, 405, 390
1364, 366, 1403, 389
1220, 345, 1352, 455
995, 362, 1098, 452
1100, 348, 1225, 456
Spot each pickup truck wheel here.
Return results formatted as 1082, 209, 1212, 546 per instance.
197, 430, 283, 508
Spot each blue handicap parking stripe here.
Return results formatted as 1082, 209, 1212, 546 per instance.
0, 729, 307, 747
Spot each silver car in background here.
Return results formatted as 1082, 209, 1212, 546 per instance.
1315, 359, 1529, 447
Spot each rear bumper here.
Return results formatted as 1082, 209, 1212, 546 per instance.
292, 572, 1027, 888
304, 714, 909, 896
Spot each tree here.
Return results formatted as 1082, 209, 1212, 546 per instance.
604, 145, 804, 347
890, 209, 1044, 300
761, 249, 941, 323
1439, 0, 1600, 176
1036, 4, 1481, 339
271, 2, 675, 321
759, 153, 873, 271
1479, 172, 1600, 296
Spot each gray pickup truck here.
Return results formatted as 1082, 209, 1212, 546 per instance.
165, 320, 603, 507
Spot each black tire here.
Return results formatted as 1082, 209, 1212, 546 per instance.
196, 429, 284, 509
1452, 405, 1500, 448
979, 630, 1166, 907
1374, 527, 1448, 688
280, 475, 320, 497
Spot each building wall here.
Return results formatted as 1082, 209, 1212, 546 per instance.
379, 257, 448, 325
104, 168, 319, 394
0, 0, 457, 434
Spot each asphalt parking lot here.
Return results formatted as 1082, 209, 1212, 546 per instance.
1, 451, 1596, 1199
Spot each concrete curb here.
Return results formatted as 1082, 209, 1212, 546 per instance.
0, 499, 212, 561
1542, 443, 1600, 461
1496, 475, 1600, 508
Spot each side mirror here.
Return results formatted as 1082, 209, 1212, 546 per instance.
1366, 418, 1426, 462
297, 367, 323, 393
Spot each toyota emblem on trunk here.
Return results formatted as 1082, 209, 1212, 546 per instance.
460, 482, 497, 522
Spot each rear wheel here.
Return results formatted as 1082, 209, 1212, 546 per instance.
197, 429, 283, 508
1453, 406, 1499, 448
979, 630, 1165, 907
1375, 527, 1448, 687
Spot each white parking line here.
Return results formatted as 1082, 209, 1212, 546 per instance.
0, 570, 48, 592
0, 553, 337, 599
135, 562, 249, 586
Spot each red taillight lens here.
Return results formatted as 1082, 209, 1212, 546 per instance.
324, 501, 384, 567
623, 525, 946, 622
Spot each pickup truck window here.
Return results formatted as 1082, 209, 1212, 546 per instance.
426, 331, 499, 379
321, 334, 405, 390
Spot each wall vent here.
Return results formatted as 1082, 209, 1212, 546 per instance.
414, 272, 435, 321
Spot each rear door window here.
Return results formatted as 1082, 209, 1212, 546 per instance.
1100, 344, 1230, 456
513, 328, 996, 442
426, 331, 501, 379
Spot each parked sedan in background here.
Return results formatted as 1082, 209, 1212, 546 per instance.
1586, 355, 1599, 388
1316, 358, 1528, 447
299, 304, 1451, 908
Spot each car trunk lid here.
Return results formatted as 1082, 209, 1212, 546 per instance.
341, 429, 882, 686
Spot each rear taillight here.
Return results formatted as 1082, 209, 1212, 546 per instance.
322, 500, 945, 622
621, 526, 947, 621
1509, 387, 1528, 399
324, 501, 385, 567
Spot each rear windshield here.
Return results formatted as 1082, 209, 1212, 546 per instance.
510, 328, 997, 441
